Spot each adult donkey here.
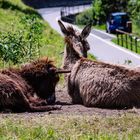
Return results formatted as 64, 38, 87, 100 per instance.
0, 57, 70, 112
58, 20, 140, 109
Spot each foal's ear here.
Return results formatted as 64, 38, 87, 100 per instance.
58, 20, 69, 36
80, 23, 92, 39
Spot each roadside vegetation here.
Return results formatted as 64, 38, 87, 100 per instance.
112, 35, 140, 55
1, 0, 140, 140
75, 0, 140, 56
0, 0, 95, 68
0, 0, 64, 67
76, 0, 140, 36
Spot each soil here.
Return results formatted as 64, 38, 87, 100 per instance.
1, 85, 140, 117
48, 85, 140, 116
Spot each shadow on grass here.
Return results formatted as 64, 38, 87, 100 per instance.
0, 0, 42, 19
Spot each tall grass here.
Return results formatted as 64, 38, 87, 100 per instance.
0, 0, 64, 67
1, 1, 139, 140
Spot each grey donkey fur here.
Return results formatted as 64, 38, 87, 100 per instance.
58, 20, 140, 109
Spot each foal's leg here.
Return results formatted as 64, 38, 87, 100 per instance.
12, 92, 61, 112
29, 104, 61, 112
28, 96, 48, 106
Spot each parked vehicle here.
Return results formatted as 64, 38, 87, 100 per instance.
106, 12, 132, 33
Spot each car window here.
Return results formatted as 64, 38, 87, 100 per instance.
112, 15, 129, 22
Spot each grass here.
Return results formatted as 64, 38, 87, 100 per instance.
112, 33, 140, 55
0, 0, 95, 67
88, 53, 97, 60
93, 24, 106, 31
77, 24, 106, 31
111, 21, 140, 55
0, 113, 140, 139
132, 21, 140, 37
0, 0, 64, 67
1, 1, 140, 140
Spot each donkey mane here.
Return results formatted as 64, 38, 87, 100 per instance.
29, 57, 54, 66
21, 57, 55, 76
66, 26, 76, 35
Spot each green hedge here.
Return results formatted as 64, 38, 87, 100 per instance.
76, 8, 95, 25
0, 0, 64, 67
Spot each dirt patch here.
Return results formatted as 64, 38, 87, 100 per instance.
1, 85, 140, 116
47, 85, 140, 116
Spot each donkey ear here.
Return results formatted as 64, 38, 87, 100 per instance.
58, 20, 69, 36
80, 23, 92, 39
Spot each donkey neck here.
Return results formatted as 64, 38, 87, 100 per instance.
63, 45, 81, 70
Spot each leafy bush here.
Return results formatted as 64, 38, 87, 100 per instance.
92, 0, 105, 24
76, 0, 128, 26
0, 30, 25, 65
75, 0, 106, 25
76, 8, 94, 25
0, 0, 65, 68
20, 14, 45, 60
0, 14, 45, 66
92, 0, 128, 23
128, 0, 140, 31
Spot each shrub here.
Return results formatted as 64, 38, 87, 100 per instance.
0, 30, 25, 65
128, 0, 140, 28
75, 0, 105, 25
76, 8, 95, 25
0, 14, 45, 66
92, 0, 106, 24
20, 14, 45, 60
76, 0, 128, 26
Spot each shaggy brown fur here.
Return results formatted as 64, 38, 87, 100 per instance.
0, 57, 60, 112
58, 20, 140, 109
58, 21, 91, 81
68, 58, 140, 108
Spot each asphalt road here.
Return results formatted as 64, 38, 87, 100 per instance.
38, 7, 140, 66
91, 29, 115, 41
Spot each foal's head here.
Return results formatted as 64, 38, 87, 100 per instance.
58, 20, 91, 58
21, 57, 71, 104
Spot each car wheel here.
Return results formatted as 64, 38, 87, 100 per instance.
106, 28, 111, 34
106, 28, 108, 33
106, 22, 111, 33
108, 29, 111, 34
